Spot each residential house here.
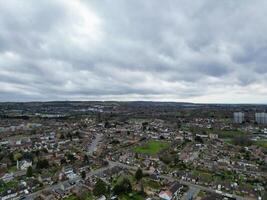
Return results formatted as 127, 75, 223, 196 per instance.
17, 159, 32, 170
63, 166, 78, 179
39, 190, 56, 200
1, 173, 14, 183
0, 189, 18, 200
159, 182, 183, 200
97, 195, 107, 200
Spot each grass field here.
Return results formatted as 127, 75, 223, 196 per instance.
187, 127, 247, 139
223, 138, 234, 145
143, 178, 161, 189
63, 192, 93, 200
254, 140, 267, 149
218, 130, 247, 139
120, 192, 145, 200
0, 180, 18, 193
224, 138, 267, 150
64, 195, 79, 200
134, 140, 169, 155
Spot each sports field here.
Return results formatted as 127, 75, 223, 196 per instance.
134, 140, 169, 155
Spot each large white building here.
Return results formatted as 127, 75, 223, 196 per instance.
233, 112, 245, 124
255, 112, 267, 124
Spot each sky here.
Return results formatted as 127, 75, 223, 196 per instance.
0, 0, 267, 103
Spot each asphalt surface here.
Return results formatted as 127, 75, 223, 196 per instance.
109, 161, 252, 200
181, 186, 200, 200
23, 160, 254, 200
21, 136, 255, 200
24, 164, 114, 200
24, 134, 105, 200
87, 134, 103, 155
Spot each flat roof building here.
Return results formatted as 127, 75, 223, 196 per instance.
255, 112, 267, 124
233, 112, 245, 124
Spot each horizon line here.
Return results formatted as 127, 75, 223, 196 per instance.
0, 100, 267, 105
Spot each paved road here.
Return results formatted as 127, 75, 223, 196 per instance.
24, 160, 254, 200
24, 163, 114, 200
14, 170, 26, 177
109, 161, 252, 200
87, 134, 103, 155
24, 133, 104, 199
181, 186, 200, 200
24, 178, 78, 200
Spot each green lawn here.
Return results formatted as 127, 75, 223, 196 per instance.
120, 192, 145, 200
224, 138, 267, 149
223, 138, 234, 144
0, 180, 19, 193
112, 175, 135, 187
254, 140, 267, 149
143, 179, 161, 190
64, 195, 79, 200
192, 170, 213, 183
187, 127, 247, 139
218, 130, 247, 139
134, 140, 169, 155
7, 166, 17, 173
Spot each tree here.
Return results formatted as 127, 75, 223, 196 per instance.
8, 152, 15, 163
23, 152, 33, 161
60, 158, 67, 165
233, 136, 252, 146
96, 113, 102, 123
176, 121, 182, 129
66, 153, 76, 163
113, 178, 132, 195
93, 179, 108, 197
60, 134, 65, 139
142, 122, 148, 131
104, 121, 111, 128
81, 171, 86, 180
78, 191, 93, 200
36, 159, 49, 169
42, 148, 48, 153
13, 152, 22, 161
30, 129, 37, 135
26, 166, 33, 177
67, 132, 72, 140
135, 168, 143, 182
263, 191, 267, 200
83, 155, 90, 164
159, 153, 173, 165
195, 135, 204, 143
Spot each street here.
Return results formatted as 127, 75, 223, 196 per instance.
23, 160, 253, 200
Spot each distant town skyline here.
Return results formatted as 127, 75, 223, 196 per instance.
1, 0, 267, 103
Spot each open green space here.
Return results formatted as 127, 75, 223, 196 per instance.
112, 174, 135, 187
134, 140, 170, 155
63, 192, 93, 200
223, 138, 234, 144
119, 192, 145, 200
143, 178, 161, 190
223, 138, 267, 150
0, 180, 18, 193
64, 195, 79, 200
187, 127, 248, 139
7, 166, 17, 173
253, 140, 267, 149
218, 130, 247, 139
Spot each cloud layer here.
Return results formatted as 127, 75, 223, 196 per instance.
0, 0, 267, 103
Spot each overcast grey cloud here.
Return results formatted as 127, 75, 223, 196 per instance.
0, 0, 267, 103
